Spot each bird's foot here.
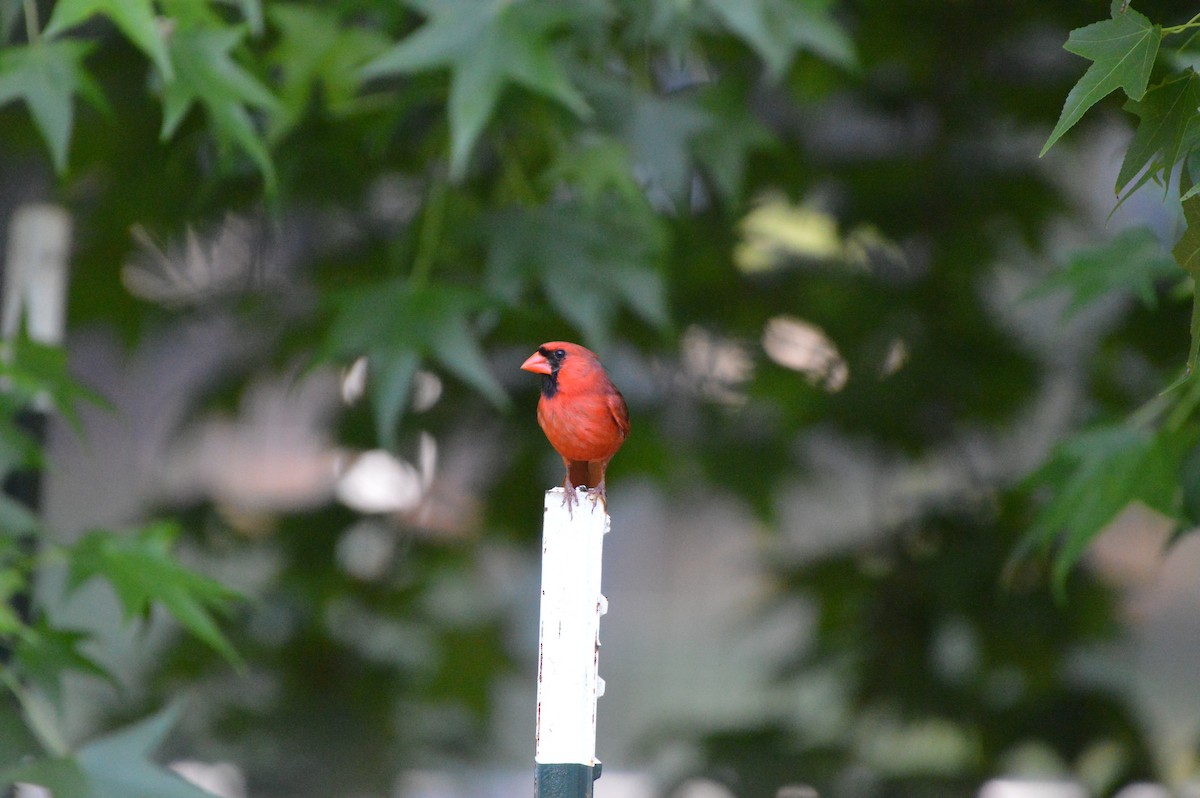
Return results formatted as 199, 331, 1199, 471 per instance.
561, 479, 578, 518
585, 480, 607, 511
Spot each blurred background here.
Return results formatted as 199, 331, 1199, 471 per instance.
2, 0, 1200, 796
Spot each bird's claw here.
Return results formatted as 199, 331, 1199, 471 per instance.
559, 483, 608, 518
561, 481, 578, 518
584, 486, 606, 510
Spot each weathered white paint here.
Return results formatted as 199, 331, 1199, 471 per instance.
3, 204, 71, 345
535, 487, 610, 767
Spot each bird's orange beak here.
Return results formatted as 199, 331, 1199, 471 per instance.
521, 351, 552, 375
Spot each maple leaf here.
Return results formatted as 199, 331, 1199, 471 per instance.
67, 522, 242, 666
14, 620, 114, 704
485, 201, 668, 351
43, 0, 173, 80
1175, 170, 1200, 372
1024, 423, 1193, 592
324, 281, 507, 449
364, 0, 591, 179
0, 40, 107, 173
1029, 226, 1179, 316
161, 25, 280, 192
1117, 70, 1200, 196
1041, 0, 1161, 156
266, 3, 390, 140
706, 0, 854, 80
624, 92, 712, 205
2, 706, 219, 798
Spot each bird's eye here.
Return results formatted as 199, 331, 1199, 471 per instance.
554, 349, 566, 359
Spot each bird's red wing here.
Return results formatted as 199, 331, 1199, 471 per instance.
608, 392, 630, 440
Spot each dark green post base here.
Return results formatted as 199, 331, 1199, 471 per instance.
535, 762, 601, 797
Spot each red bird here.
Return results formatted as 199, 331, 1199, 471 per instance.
521, 342, 629, 511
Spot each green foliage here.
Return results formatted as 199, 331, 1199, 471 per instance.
1035, 4, 1200, 580
265, 3, 389, 139
706, 0, 854, 80
1117, 70, 1200, 197
323, 279, 507, 449
1024, 422, 1197, 591
12, 620, 113, 703
43, 0, 173, 80
1030, 226, 1180, 316
0, 40, 106, 172
485, 200, 669, 349
1175, 175, 1200, 371
1041, 1, 1161, 156
2, 705, 218, 798
161, 25, 281, 192
67, 522, 243, 666
0, 331, 240, 797
363, 0, 592, 180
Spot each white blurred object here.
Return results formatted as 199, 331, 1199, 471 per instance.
679, 325, 752, 406
762, 315, 848, 392
340, 358, 441, 412
670, 778, 737, 798
336, 520, 397, 581
411, 370, 442, 412
777, 786, 819, 798
336, 434, 436, 514
162, 370, 342, 515
342, 356, 369, 404
123, 214, 281, 306
170, 760, 248, 798
3, 203, 71, 346
977, 780, 1088, 798
13, 784, 52, 798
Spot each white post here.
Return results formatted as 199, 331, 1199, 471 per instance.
535, 487, 609, 798
3, 204, 71, 346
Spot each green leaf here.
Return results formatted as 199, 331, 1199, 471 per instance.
0, 493, 39, 538
1025, 423, 1194, 591
14, 620, 114, 704
1041, 1, 1161, 156
1, 757, 88, 798
364, 0, 591, 180
1029, 226, 1179, 316
235, 0, 264, 36
161, 24, 280, 192
266, 3, 390, 140
2, 706, 219, 798
43, 0, 173, 80
1117, 70, 1200, 196
0, 698, 40, 771
624, 92, 712, 204
66, 522, 243, 666
0, 40, 106, 173
544, 135, 643, 207
486, 201, 669, 349
325, 282, 508, 447
1175, 169, 1200, 372
706, 0, 855, 80
369, 349, 420, 452
0, 334, 111, 433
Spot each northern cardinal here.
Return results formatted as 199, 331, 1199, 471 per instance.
521, 342, 629, 511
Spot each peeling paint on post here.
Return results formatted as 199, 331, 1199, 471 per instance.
534, 487, 609, 797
